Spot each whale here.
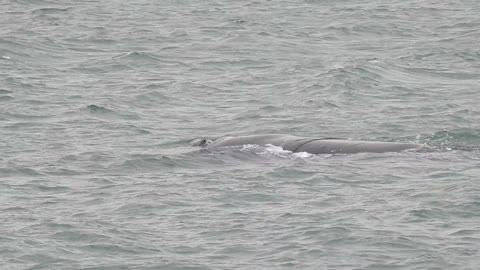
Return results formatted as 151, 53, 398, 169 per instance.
193, 134, 425, 154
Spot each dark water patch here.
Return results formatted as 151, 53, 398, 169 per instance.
84, 104, 141, 120
31, 14, 63, 25
85, 177, 119, 187
258, 105, 283, 113
2, 205, 28, 211
457, 50, 480, 62
0, 167, 44, 177
140, 82, 172, 91
436, 21, 480, 31
65, 43, 115, 53
0, 89, 13, 94
408, 208, 451, 222
42, 167, 83, 176
25, 99, 51, 105
13, 0, 63, 6
267, 168, 317, 180
0, 95, 14, 102
86, 104, 115, 114
72, 58, 133, 73
448, 229, 479, 237
45, 222, 75, 230
34, 184, 70, 193
32, 7, 71, 15
113, 203, 159, 215
445, 200, 480, 219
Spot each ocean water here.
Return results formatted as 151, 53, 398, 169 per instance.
1, 0, 480, 269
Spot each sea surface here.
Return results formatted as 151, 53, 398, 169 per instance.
1, 0, 480, 269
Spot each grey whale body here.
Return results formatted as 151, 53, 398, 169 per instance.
197, 134, 424, 154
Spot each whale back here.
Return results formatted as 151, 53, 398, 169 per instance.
296, 140, 421, 154
200, 134, 424, 154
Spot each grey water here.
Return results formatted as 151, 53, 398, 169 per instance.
1, 0, 480, 269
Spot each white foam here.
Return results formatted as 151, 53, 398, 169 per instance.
240, 144, 259, 151
263, 144, 291, 155
237, 144, 322, 160
239, 144, 292, 158
292, 151, 314, 159
261, 144, 316, 160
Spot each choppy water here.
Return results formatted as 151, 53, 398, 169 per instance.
1, 0, 480, 269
